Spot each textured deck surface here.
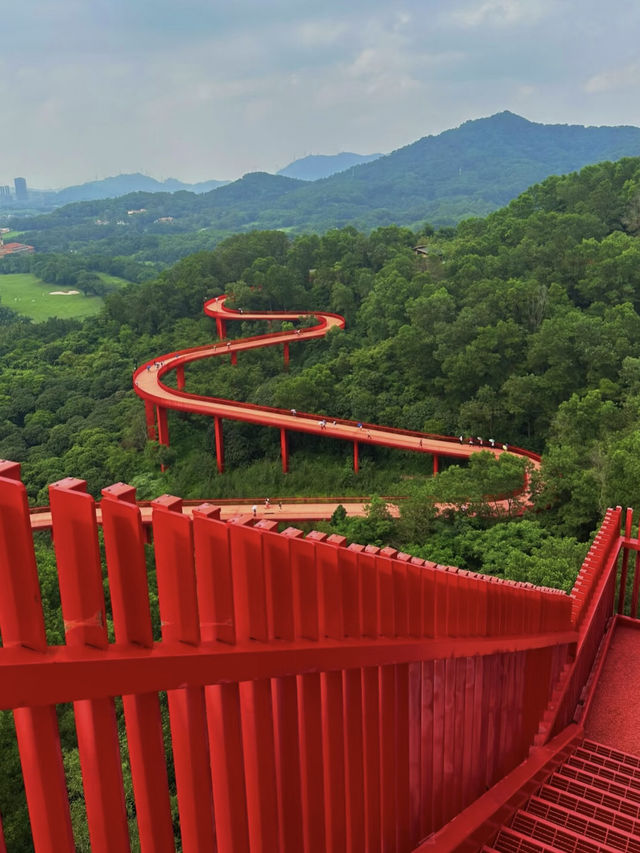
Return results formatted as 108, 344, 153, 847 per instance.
585, 623, 640, 754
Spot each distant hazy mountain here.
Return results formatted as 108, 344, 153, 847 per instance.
277, 152, 382, 181
53, 173, 228, 204
19, 113, 640, 258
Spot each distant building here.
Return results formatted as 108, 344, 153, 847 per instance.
0, 186, 10, 200
0, 239, 35, 257
127, 208, 147, 215
13, 177, 27, 202
154, 216, 174, 223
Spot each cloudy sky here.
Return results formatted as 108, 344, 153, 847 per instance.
2, 0, 639, 188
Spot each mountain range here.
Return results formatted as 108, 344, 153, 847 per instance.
13, 112, 640, 258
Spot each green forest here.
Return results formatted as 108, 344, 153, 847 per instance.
2, 156, 640, 846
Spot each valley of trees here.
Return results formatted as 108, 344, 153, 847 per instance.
2, 155, 640, 846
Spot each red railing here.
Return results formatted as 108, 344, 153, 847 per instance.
0, 463, 578, 853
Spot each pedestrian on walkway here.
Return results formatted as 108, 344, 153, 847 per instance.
252, 505, 257, 517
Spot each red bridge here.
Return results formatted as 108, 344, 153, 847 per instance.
132, 296, 540, 477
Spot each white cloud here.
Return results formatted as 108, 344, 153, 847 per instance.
585, 62, 640, 94
452, 0, 548, 28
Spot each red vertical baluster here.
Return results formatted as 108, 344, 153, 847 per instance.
360, 546, 380, 638
631, 517, 640, 619
362, 663, 381, 851
229, 521, 279, 853
261, 528, 304, 853
207, 684, 250, 852
340, 546, 362, 638
618, 508, 633, 613
380, 662, 396, 849
314, 536, 347, 850
100, 484, 175, 853
431, 657, 446, 831
334, 540, 365, 853
315, 533, 344, 639
0, 469, 75, 853
461, 657, 477, 810
282, 528, 326, 852
420, 660, 434, 837
192, 507, 250, 853
377, 553, 395, 638
151, 496, 216, 852
48, 478, 130, 853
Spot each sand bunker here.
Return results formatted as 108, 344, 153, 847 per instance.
48, 290, 80, 295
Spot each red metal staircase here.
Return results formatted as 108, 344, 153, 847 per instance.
483, 740, 640, 853
3, 459, 640, 851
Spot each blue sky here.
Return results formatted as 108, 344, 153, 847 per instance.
2, 0, 639, 188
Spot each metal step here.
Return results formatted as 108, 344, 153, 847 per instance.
537, 782, 640, 831
510, 810, 627, 852
523, 796, 640, 852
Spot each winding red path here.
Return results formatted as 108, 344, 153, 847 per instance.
132, 295, 541, 482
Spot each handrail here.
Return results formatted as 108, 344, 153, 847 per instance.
132, 295, 541, 486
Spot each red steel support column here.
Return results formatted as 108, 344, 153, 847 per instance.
433, 454, 439, 476
353, 441, 359, 474
156, 406, 169, 446
214, 416, 225, 474
216, 317, 226, 339
176, 364, 185, 391
231, 351, 238, 366
144, 400, 157, 440
283, 341, 290, 370
281, 428, 289, 473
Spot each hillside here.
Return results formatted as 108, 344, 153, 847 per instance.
12, 112, 640, 263
277, 152, 382, 180
52, 173, 228, 203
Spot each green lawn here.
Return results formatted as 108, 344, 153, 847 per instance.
97, 272, 132, 288
0, 273, 104, 322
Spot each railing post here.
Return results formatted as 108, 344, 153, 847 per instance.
0, 467, 75, 853
49, 478, 131, 853
618, 507, 633, 613
151, 495, 217, 851
100, 483, 175, 853
214, 416, 225, 473
631, 515, 640, 618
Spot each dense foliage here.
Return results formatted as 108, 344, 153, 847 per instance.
4, 154, 640, 848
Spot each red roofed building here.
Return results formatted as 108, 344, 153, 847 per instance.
0, 238, 35, 257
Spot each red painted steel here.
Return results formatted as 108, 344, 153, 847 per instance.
1, 463, 635, 851
48, 479, 131, 853
132, 296, 541, 487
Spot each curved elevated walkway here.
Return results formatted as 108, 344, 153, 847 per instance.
133, 296, 541, 477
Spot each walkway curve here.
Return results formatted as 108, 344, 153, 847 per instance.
132, 295, 541, 481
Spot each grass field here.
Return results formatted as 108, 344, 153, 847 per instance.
97, 272, 132, 288
0, 273, 104, 322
